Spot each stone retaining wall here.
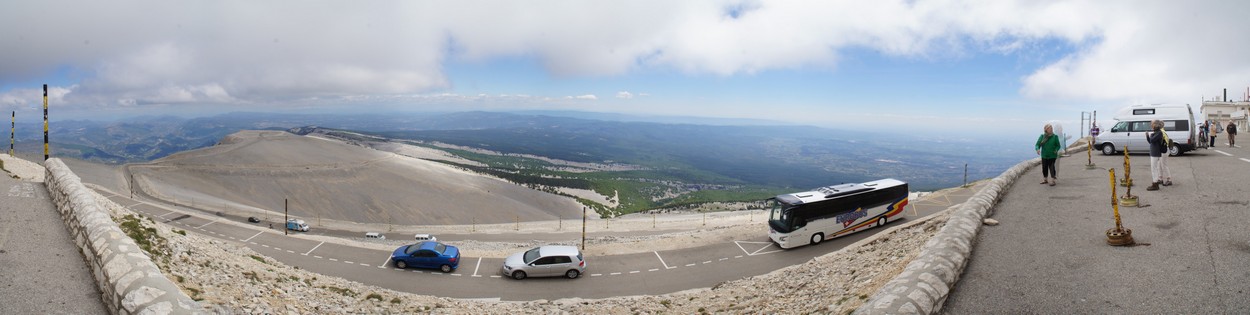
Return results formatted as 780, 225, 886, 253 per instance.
44, 158, 201, 314
856, 145, 1090, 314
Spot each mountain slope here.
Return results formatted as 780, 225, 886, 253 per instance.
128, 130, 584, 225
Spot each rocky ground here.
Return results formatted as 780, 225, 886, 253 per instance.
6, 154, 954, 314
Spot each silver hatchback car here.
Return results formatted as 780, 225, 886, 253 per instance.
501, 246, 586, 280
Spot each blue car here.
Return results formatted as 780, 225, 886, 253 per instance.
391, 241, 460, 273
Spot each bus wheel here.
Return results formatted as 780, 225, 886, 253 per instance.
877, 217, 887, 227
810, 233, 824, 245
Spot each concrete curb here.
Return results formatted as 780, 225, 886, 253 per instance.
45, 158, 202, 314
855, 147, 1086, 314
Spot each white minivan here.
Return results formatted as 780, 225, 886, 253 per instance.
1095, 104, 1197, 156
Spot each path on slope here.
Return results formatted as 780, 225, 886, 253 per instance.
91, 179, 985, 301
943, 146, 1250, 314
0, 159, 106, 314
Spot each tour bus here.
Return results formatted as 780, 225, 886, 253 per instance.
767, 178, 909, 249
1095, 104, 1197, 156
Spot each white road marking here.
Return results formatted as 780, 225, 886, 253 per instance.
629, 271, 640, 274
719, 258, 728, 261
359, 263, 369, 266
285, 250, 295, 254
490, 275, 501, 278
158, 211, 178, 218
734, 240, 783, 256
313, 255, 324, 259
610, 272, 621, 276
329, 258, 339, 261
380, 257, 392, 268
734, 255, 743, 259
472, 257, 482, 277
242, 231, 264, 242
591, 274, 603, 277
451, 274, 462, 276
648, 268, 659, 272
249, 242, 257, 245
1215, 150, 1233, 156
654, 251, 672, 269
394, 268, 403, 271
303, 242, 325, 255
196, 220, 215, 228
702, 260, 712, 264
685, 263, 695, 267
273, 247, 282, 251
261, 244, 270, 248
1240, 158, 1250, 163
412, 270, 423, 273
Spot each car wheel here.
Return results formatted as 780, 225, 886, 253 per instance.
1168, 145, 1180, 156
440, 264, 453, 273
395, 260, 407, 269
565, 269, 580, 279
810, 233, 824, 246
877, 217, 887, 227
512, 271, 527, 280
1101, 144, 1115, 155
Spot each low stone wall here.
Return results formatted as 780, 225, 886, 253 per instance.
856, 145, 1089, 314
44, 158, 201, 314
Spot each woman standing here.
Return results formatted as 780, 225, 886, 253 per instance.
1035, 124, 1061, 186
1146, 120, 1171, 191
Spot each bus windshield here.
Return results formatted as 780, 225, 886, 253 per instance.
768, 199, 794, 233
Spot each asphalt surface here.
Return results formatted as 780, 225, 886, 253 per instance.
943, 145, 1250, 314
93, 181, 983, 301
0, 173, 107, 314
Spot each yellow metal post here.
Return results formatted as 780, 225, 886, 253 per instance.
1106, 168, 1135, 246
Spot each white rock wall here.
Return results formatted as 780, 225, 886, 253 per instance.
44, 158, 201, 315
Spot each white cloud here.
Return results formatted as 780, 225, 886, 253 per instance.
0, 0, 1247, 114
616, 91, 634, 99
574, 94, 598, 100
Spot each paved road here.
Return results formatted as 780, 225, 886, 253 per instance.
943, 145, 1250, 313
93, 181, 983, 301
0, 173, 107, 313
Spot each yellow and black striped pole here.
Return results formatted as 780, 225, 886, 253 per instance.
43, 84, 49, 161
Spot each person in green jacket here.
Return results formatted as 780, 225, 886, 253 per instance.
1035, 124, 1061, 186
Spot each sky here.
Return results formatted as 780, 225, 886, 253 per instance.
2, 0, 1249, 140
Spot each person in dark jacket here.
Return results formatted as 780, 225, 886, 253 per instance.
1227, 121, 1237, 147
1146, 120, 1171, 191
1035, 124, 1061, 186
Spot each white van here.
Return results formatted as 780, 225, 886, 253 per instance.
1095, 104, 1197, 156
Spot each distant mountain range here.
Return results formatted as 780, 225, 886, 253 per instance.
17, 111, 1032, 191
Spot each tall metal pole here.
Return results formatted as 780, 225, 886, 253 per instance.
43, 84, 49, 161
9, 111, 13, 156
284, 198, 289, 235
581, 206, 586, 251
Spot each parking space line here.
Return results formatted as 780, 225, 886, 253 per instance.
490, 275, 501, 278
734, 255, 743, 259
285, 250, 295, 254
158, 210, 178, 218
261, 244, 270, 248
242, 231, 264, 242
1215, 150, 1233, 156
196, 220, 216, 228
359, 263, 369, 266
451, 274, 462, 277
702, 260, 711, 264
329, 258, 339, 261
380, 257, 391, 268
685, 263, 695, 267
303, 242, 324, 255
1240, 158, 1250, 163
648, 268, 659, 272
591, 274, 603, 277
472, 258, 482, 277
313, 255, 323, 259
274, 247, 282, 251
629, 271, 640, 274
345, 261, 354, 264
654, 251, 672, 269
610, 272, 621, 276
719, 258, 728, 261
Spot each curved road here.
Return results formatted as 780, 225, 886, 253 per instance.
91, 183, 974, 301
